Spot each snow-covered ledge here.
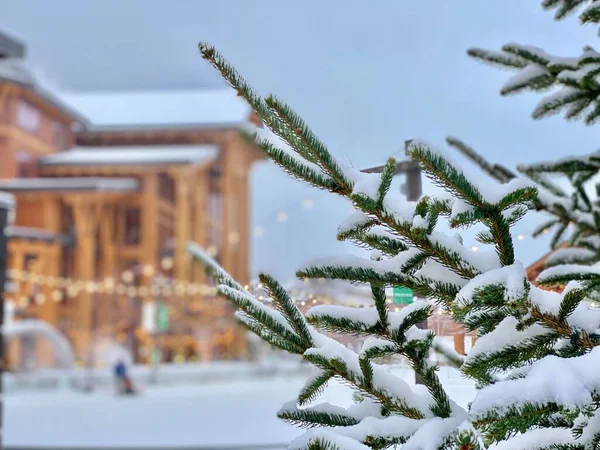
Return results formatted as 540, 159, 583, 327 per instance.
0, 191, 14, 210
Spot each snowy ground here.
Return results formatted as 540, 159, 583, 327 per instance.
6, 367, 475, 448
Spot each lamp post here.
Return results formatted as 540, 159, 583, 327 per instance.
361, 141, 427, 385
0, 192, 15, 450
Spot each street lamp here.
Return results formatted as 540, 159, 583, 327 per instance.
361, 140, 427, 385
0, 192, 15, 450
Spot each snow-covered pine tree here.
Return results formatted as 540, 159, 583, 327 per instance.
453, 1, 600, 297
469, 1, 600, 125
187, 40, 600, 450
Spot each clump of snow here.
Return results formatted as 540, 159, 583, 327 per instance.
450, 198, 475, 220
405, 326, 431, 343
288, 429, 370, 450
530, 284, 600, 333
387, 300, 430, 331
361, 336, 395, 353
412, 215, 429, 229
414, 259, 468, 288
370, 367, 433, 416
545, 247, 596, 266
402, 416, 467, 450
305, 338, 363, 377
466, 316, 550, 360
528, 285, 561, 315
537, 264, 600, 284
306, 305, 380, 328
558, 64, 598, 84
472, 347, 600, 417
502, 64, 549, 92
488, 427, 573, 450
580, 235, 600, 249
338, 210, 373, 234
381, 193, 417, 223
580, 408, 600, 445
351, 172, 383, 200
341, 415, 423, 443
457, 262, 526, 306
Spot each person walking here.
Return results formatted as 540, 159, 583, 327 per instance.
114, 359, 135, 395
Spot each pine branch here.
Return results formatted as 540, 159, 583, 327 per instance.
278, 405, 360, 429
264, 95, 352, 191
259, 273, 314, 346
187, 241, 244, 291
220, 285, 309, 352
298, 370, 335, 405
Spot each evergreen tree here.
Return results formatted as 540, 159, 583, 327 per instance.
459, 1, 600, 291
188, 5, 600, 448
469, 1, 600, 125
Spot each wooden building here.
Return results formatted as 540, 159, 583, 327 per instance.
0, 31, 264, 368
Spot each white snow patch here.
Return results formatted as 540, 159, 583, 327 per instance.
306, 305, 379, 328
502, 64, 549, 92
538, 264, 600, 283
472, 347, 600, 416
545, 247, 596, 266
488, 427, 573, 450
457, 262, 526, 306
467, 316, 550, 360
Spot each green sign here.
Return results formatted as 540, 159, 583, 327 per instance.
393, 286, 413, 305
157, 303, 169, 332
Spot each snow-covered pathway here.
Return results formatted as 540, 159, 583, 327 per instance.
6, 368, 474, 448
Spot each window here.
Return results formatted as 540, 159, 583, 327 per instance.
52, 121, 67, 149
124, 207, 141, 245
16, 100, 40, 133
23, 253, 38, 272
158, 173, 175, 203
16, 150, 36, 178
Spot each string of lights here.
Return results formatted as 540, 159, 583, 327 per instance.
3, 218, 558, 312
4, 267, 375, 310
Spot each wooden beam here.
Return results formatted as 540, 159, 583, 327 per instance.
142, 174, 159, 270
174, 172, 191, 281
36, 197, 62, 365
99, 204, 116, 328
238, 158, 250, 287
0, 125, 56, 155
192, 168, 207, 284
454, 333, 466, 356
221, 153, 234, 276
68, 197, 102, 362
36, 246, 60, 366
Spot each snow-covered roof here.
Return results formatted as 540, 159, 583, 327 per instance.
7, 226, 72, 245
60, 89, 252, 130
0, 191, 15, 209
0, 177, 139, 192
40, 145, 219, 167
0, 58, 89, 126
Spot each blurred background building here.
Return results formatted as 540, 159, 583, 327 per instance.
0, 30, 265, 369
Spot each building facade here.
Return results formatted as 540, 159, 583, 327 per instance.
0, 31, 264, 369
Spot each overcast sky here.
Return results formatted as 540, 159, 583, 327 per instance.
3, 1, 600, 280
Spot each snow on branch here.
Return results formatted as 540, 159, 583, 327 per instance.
472, 347, 600, 418
456, 262, 527, 307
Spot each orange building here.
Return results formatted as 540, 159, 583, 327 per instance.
0, 31, 264, 368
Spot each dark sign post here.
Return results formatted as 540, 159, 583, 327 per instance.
362, 140, 426, 385
0, 192, 14, 450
